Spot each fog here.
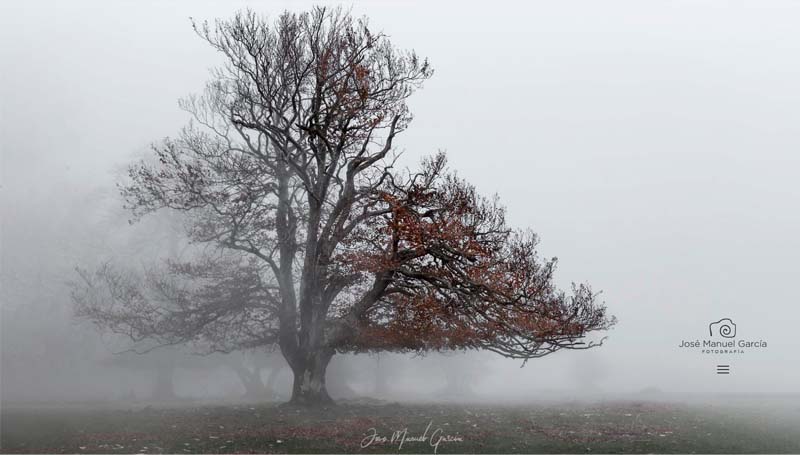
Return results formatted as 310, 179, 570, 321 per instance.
2, 0, 799, 409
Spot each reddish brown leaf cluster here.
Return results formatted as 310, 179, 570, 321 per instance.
333, 154, 613, 359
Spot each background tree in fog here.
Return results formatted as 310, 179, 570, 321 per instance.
73, 7, 615, 406
71, 182, 293, 400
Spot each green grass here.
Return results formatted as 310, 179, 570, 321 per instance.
2, 399, 800, 453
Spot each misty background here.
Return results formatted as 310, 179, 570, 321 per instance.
2, 0, 799, 404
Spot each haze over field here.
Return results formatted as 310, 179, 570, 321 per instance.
2, 0, 799, 408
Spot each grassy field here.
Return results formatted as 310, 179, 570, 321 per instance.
2, 398, 800, 453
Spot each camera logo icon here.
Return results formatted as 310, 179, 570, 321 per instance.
709, 318, 736, 338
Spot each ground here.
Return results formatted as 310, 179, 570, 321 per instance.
2, 398, 800, 453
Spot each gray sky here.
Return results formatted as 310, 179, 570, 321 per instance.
2, 0, 799, 396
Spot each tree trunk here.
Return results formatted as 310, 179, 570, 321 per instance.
288, 350, 333, 406
265, 365, 284, 398
327, 356, 358, 399
374, 355, 389, 396
441, 367, 472, 397
152, 364, 175, 400
231, 361, 266, 400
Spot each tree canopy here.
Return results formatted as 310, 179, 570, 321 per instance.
74, 7, 615, 405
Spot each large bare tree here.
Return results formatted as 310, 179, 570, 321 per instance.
74, 7, 615, 405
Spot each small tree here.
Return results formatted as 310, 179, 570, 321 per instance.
73, 7, 615, 406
